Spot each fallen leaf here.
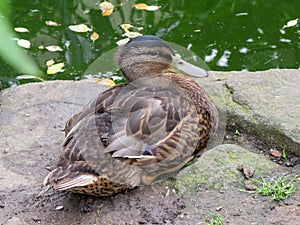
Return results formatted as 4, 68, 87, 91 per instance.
145, 5, 161, 11
116, 38, 130, 46
245, 180, 256, 191
17, 39, 31, 49
16, 75, 44, 81
46, 59, 55, 67
133, 3, 160, 11
99, 1, 114, 16
270, 149, 282, 158
238, 165, 255, 179
68, 24, 92, 32
96, 78, 115, 86
45, 45, 63, 52
133, 3, 148, 10
14, 27, 29, 33
45, 20, 60, 26
122, 32, 143, 38
47, 62, 65, 74
283, 18, 299, 28
90, 32, 99, 43
120, 23, 133, 33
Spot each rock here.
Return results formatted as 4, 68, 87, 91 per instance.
198, 69, 300, 156
0, 80, 103, 192
175, 144, 282, 194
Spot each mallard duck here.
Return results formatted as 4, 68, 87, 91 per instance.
44, 35, 218, 196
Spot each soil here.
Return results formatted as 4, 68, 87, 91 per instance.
1, 127, 299, 225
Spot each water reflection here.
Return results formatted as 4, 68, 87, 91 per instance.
0, 0, 299, 88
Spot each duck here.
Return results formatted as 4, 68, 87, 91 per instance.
44, 35, 218, 196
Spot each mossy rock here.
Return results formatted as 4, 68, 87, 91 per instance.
175, 144, 282, 194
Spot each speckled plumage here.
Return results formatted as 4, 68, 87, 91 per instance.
44, 35, 218, 196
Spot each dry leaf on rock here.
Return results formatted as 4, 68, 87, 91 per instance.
96, 78, 115, 86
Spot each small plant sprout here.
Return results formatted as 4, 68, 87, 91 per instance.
282, 149, 287, 161
204, 211, 224, 225
250, 170, 299, 201
234, 129, 240, 135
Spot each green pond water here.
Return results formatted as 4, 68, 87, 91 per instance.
0, 0, 299, 89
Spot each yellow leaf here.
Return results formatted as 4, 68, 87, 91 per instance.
120, 24, 133, 33
45, 20, 60, 26
99, 1, 114, 16
68, 24, 92, 32
90, 32, 99, 43
14, 27, 29, 33
38, 45, 44, 50
133, 3, 148, 10
45, 45, 63, 52
17, 39, 31, 49
47, 63, 65, 75
96, 78, 115, 86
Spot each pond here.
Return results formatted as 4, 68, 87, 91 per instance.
0, 0, 299, 89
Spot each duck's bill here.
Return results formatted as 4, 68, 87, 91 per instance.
171, 54, 208, 77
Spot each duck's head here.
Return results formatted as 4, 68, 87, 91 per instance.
116, 35, 208, 82
116, 35, 173, 82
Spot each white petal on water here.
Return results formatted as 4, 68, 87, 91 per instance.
217, 50, 231, 67
17, 39, 31, 49
68, 24, 92, 32
14, 27, 29, 33
145, 5, 161, 11
235, 12, 248, 16
45, 45, 63, 52
204, 49, 218, 62
239, 47, 248, 54
279, 38, 292, 43
283, 18, 299, 28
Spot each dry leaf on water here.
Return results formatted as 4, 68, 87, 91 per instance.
45, 20, 61, 26
283, 18, 299, 28
68, 24, 92, 32
133, 3, 160, 11
14, 27, 29, 33
17, 39, 31, 49
46, 59, 55, 67
90, 32, 99, 43
45, 45, 63, 52
99, 1, 114, 16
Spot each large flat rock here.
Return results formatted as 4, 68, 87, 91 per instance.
200, 69, 300, 155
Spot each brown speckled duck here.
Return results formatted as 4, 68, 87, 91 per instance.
44, 35, 218, 196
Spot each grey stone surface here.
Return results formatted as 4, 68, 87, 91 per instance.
199, 69, 300, 155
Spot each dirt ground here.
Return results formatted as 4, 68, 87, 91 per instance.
1, 129, 299, 225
